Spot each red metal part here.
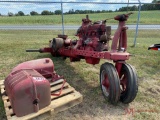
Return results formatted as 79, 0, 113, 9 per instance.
58, 49, 129, 61
4, 58, 68, 117
102, 74, 110, 94
50, 72, 64, 82
148, 44, 160, 51
26, 13, 133, 69
51, 79, 66, 96
119, 66, 127, 93
100, 69, 110, 97
120, 73, 127, 93
12, 58, 54, 78
115, 62, 123, 76
115, 62, 127, 93
40, 47, 53, 53
4, 69, 51, 117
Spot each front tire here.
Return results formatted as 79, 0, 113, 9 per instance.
119, 63, 138, 104
100, 62, 120, 104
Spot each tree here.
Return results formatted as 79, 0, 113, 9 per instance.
152, 0, 160, 3
130, 5, 138, 11
41, 10, 54, 15
55, 10, 62, 15
17, 11, 25, 16
8, 12, 14, 16
30, 11, 39, 16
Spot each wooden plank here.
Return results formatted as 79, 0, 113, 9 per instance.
50, 83, 69, 92
0, 80, 4, 86
1, 87, 5, 94
50, 92, 83, 113
1, 85, 5, 89
2, 95, 9, 100
50, 79, 64, 86
7, 116, 12, 120
10, 106, 52, 120
4, 101, 11, 108
51, 87, 75, 99
5, 108, 14, 116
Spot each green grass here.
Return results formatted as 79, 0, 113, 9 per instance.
0, 30, 160, 119
0, 11, 159, 25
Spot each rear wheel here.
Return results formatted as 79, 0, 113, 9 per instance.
100, 62, 120, 104
119, 63, 138, 104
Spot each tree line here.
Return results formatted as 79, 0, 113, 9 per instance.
5, 9, 113, 17
1, 0, 159, 16
116, 0, 160, 11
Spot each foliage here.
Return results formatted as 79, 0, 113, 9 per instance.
30, 11, 39, 16
41, 10, 54, 15
117, 5, 138, 12
8, 12, 14, 17
15, 11, 25, 16
18, 11, 25, 16
117, 0, 160, 12
55, 10, 62, 15
65, 9, 113, 14
141, 3, 160, 11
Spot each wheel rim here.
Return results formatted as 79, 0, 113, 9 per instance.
120, 73, 127, 94
101, 70, 110, 97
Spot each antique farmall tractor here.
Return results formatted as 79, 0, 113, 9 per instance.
27, 12, 138, 104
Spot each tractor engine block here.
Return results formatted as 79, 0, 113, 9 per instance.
76, 15, 111, 51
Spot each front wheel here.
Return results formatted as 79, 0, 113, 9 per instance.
100, 62, 120, 104
119, 63, 138, 104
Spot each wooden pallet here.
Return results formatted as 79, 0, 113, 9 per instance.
0, 79, 83, 120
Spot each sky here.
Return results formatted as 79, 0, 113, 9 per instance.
0, 0, 153, 15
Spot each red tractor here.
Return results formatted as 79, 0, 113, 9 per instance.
27, 13, 138, 104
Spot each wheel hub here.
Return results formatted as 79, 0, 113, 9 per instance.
101, 70, 110, 96
120, 74, 127, 93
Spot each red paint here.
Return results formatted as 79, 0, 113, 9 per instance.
12, 58, 54, 78
148, 44, 160, 51
32, 13, 133, 66
115, 62, 123, 76
51, 79, 66, 96
4, 69, 51, 117
150, 48, 158, 50
4, 58, 66, 117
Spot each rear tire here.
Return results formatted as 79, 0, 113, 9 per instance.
100, 62, 120, 104
119, 63, 138, 104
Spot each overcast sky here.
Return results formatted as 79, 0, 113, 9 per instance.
0, 0, 153, 15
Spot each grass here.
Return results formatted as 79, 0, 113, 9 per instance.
0, 29, 160, 120
0, 11, 160, 25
